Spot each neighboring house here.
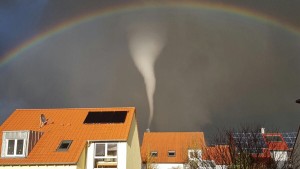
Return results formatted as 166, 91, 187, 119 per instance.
230, 128, 297, 168
263, 133, 289, 168
141, 132, 207, 169
292, 126, 300, 169
0, 107, 141, 169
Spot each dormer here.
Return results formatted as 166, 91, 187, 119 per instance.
1, 130, 43, 158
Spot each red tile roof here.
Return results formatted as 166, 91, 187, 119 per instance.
0, 107, 135, 165
141, 132, 206, 163
263, 133, 289, 151
204, 145, 232, 165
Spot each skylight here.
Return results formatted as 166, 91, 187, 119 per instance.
150, 151, 158, 157
57, 140, 72, 151
83, 111, 127, 124
168, 150, 176, 157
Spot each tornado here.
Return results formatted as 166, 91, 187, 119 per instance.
128, 24, 165, 130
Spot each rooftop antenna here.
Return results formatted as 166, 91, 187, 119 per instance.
40, 114, 48, 128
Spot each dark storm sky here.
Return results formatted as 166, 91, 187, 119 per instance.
1, 0, 300, 140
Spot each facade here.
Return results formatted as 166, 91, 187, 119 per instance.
141, 132, 207, 169
0, 107, 141, 169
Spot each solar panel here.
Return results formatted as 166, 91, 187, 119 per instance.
83, 111, 127, 124
246, 148, 263, 154
232, 133, 267, 154
282, 132, 297, 148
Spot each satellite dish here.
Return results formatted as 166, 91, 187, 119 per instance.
40, 114, 48, 128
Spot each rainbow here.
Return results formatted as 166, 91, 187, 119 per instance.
1, 1, 299, 67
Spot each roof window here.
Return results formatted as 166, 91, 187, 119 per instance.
150, 151, 158, 157
168, 150, 176, 157
57, 140, 72, 151
83, 111, 127, 124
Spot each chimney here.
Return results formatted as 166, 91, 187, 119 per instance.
146, 128, 150, 132
261, 127, 265, 134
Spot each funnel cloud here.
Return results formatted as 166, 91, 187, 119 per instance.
128, 23, 166, 129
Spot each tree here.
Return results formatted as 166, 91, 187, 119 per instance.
142, 146, 158, 169
204, 145, 232, 169
185, 135, 214, 169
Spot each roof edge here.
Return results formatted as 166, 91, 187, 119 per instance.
124, 108, 136, 141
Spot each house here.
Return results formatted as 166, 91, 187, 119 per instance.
0, 107, 141, 169
230, 128, 297, 168
141, 132, 207, 169
263, 133, 289, 167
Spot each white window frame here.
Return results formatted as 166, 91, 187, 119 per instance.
5, 139, 25, 157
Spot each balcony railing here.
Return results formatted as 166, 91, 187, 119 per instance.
94, 158, 117, 168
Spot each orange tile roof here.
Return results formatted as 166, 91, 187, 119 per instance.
0, 107, 135, 165
141, 132, 206, 163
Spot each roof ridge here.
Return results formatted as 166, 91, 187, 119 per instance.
144, 131, 204, 133
15, 107, 136, 111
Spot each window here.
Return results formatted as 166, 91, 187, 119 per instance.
6, 139, 24, 156
150, 151, 158, 157
168, 150, 176, 157
94, 143, 118, 168
265, 136, 282, 142
57, 140, 72, 151
2, 130, 43, 158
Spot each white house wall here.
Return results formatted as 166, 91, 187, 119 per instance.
155, 163, 184, 169
86, 143, 94, 169
117, 142, 127, 169
271, 151, 288, 161
270, 151, 288, 169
